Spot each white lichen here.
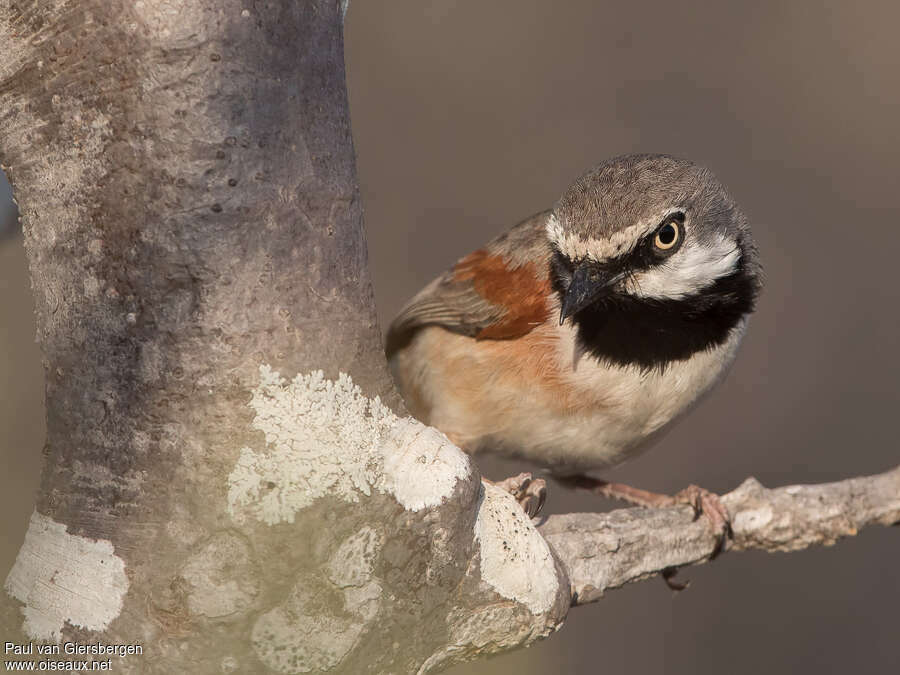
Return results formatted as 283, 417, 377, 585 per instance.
252, 527, 384, 673
326, 526, 383, 623
325, 526, 382, 589
380, 421, 471, 512
4, 511, 129, 642
227, 366, 472, 525
474, 484, 559, 615
226, 367, 389, 523
251, 584, 367, 674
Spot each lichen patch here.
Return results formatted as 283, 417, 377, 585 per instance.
252, 526, 384, 674
226, 366, 473, 525
4, 511, 129, 642
380, 421, 471, 512
325, 526, 382, 589
251, 579, 367, 674
473, 484, 559, 615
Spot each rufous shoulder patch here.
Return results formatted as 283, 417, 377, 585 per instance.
453, 249, 551, 339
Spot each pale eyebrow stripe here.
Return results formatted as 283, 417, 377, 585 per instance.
546, 208, 685, 262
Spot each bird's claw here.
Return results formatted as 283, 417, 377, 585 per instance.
491, 472, 547, 518
561, 475, 732, 557
661, 566, 690, 592
673, 484, 732, 556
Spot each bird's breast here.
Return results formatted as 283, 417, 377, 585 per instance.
532, 319, 747, 471
391, 319, 746, 473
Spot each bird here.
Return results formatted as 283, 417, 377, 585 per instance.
386, 154, 761, 541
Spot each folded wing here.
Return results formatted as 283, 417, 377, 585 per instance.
386, 213, 554, 355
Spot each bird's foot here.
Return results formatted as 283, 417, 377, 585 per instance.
558, 476, 731, 556
671, 484, 732, 554
486, 472, 547, 518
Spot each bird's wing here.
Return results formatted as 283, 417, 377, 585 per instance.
386, 212, 554, 356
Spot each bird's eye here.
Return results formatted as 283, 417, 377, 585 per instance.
653, 217, 683, 253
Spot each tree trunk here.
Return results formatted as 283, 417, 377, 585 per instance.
0, 1, 569, 672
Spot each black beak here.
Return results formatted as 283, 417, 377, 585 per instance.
559, 261, 626, 325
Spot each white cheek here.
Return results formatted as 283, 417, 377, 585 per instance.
627, 236, 740, 300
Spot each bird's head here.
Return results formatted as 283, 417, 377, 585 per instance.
547, 154, 762, 368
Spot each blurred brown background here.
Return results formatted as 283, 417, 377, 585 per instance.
2, 1, 899, 673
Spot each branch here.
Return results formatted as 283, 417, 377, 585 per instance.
539, 466, 900, 606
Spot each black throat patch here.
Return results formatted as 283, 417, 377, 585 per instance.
552, 261, 759, 370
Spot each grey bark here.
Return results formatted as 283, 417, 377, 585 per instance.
0, 2, 896, 674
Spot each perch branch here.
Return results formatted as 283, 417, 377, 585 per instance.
539, 466, 900, 606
